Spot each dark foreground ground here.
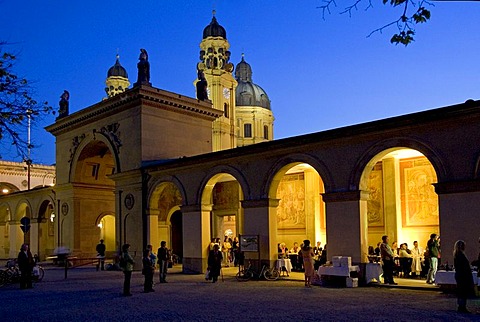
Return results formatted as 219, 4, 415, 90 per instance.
0, 265, 479, 322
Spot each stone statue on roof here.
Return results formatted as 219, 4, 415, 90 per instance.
135, 48, 151, 87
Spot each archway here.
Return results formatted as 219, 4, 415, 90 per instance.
96, 212, 116, 254
37, 200, 55, 260
70, 139, 117, 255
268, 162, 325, 260
360, 148, 439, 263
149, 182, 183, 256
0, 203, 11, 258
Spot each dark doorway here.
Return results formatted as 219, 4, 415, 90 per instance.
170, 210, 183, 261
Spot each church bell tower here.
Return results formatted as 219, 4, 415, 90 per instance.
195, 11, 238, 151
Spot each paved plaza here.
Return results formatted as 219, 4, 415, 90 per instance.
0, 265, 479, 321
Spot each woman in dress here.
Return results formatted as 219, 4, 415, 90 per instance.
301, 239, 315, 287
410, 241, 423, 278
453, 240, 474, 313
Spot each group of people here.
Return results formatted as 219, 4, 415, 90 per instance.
378, 234, 475, 314
277, 241, 327, 272
372, 234, 440, 281
208, 236, 244, 268
119, 241, 171, 296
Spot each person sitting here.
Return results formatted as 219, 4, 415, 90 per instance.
398, 243, 413, 278
278, 242, 288, 259
289, 242, 301, 271
374, 242, 381, 257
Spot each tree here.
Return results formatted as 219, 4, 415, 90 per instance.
0, 43, 53, 160
318, 0, 432, 46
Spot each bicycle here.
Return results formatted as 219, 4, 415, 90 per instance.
0, 259, 44, 287
236, 261, 279, 281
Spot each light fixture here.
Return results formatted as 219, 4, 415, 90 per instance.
50, 213, 56, 222
97, 222, 103, 229
2, 188, 9, 194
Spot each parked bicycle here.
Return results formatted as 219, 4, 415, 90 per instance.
0, 259, 44, 287
236, 261, 279, 281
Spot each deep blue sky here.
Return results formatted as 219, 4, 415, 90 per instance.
2, 1, 479, 165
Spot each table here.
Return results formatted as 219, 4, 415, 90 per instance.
317, 265, 360, 277
435, 270, 479, 285
276, 258, 292, 276
365, 263, 383, 283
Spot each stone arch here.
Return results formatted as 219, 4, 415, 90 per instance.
265, 153, 328, 254
148, 176, 187, 208
14, 199, 33, 221
0, 182, 20, 194
265, 153, 333, 198
350, 138, 448, 191
69, 134, 120, 183
198, 165, 250, 205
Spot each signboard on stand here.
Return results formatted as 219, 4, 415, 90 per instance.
239, 235, 259, 252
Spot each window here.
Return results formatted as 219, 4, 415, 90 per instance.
263, 125, 269, 139
244, 123, 252, 138
224, 103, 229, 118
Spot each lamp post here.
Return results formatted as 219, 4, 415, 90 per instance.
25, 109, 33, 190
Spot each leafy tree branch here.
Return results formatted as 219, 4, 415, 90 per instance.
317, 0, 432, 45
0, 42, 53, 160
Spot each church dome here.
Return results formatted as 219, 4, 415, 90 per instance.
203, 13, 227, 39
107, 55, 128, 78
235, 56, 271, 110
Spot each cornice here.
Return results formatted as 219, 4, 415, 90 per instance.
45, 85, 221, 136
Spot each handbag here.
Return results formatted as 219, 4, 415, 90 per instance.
205, 269, 210, 280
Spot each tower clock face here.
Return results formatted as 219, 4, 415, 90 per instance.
223, 88, 230, 99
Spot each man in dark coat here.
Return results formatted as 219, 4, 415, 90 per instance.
18, 243, 34, 289
96, 239, 106, 271
454, 240, 474, 314
207, 244, 223, 283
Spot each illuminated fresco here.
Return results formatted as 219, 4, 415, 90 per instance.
277, 173, 306, 230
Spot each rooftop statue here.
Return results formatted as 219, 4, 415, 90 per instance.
57, 90, 70, 119
196, 70, 208, 101
135, 48, 151, 86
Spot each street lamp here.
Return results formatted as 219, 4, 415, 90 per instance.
25, 109, 33, 190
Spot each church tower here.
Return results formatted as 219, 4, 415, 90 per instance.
105, 54, 130, 98
196, 11, 238, 151
235, 55, 274, 146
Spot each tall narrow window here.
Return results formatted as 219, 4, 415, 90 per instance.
244, 123, 252, 138
263, 125, 269, 139
224, 103, 229, 118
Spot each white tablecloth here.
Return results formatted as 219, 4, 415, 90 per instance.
317, 265, 360, 277
435, 270, 479, 285
276, 258, 292, 273
365, 263, 383, 283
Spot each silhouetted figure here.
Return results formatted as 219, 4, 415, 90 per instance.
135, 48, 151, 86
196, 70, 208, 100
57, 90, 69, 119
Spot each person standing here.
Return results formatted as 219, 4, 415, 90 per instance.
207, 244, 223, 283
157, 241, 169, 283
18, 244, 34, 289
96, 239, 106, 271
453, 240, 474, 313
426, 233, 440, 284
410, 241, 423, 278
142, 249, 155, 293
301, 240, 315, 287
120, 244, 134, 296
380, 235, 397, 285
222, 236, 231, 267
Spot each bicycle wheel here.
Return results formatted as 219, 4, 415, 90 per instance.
33, 267, 45, 282
264, 268, 280, 281
235, 269, 252, 281
0, 270, 6, 287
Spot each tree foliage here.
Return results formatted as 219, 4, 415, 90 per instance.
0, 43, 53, 160
318, 0, 432, 46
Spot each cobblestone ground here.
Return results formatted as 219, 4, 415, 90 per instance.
1, 266, 479, 321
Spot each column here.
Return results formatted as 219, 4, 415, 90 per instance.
434, 180, 480, 263
322, 190, 369, 264
146, 209, 159, 249
241, 198, 279, 267
181, 204, 212, 274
